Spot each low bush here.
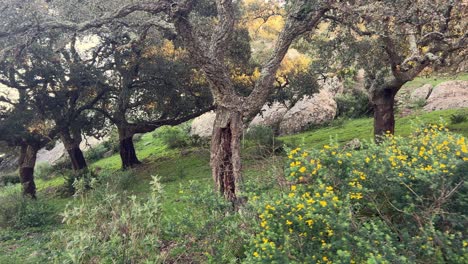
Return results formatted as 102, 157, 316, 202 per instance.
335, 90, 372, 118
84, 144, 108, 162
50, 174, 163, 263
450, 109, 468, 124
0, 171, 20, 186
245, 125, 283, 157
246, 123, 467, 263
153, 126, 190, 149
162, 181, 254, 263
35, 163, 55, 180
0, 186, 56, 229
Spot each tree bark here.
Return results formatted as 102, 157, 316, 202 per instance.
60, 132, 87, 171
372, 88, 397, 141
18, 143, 38, 199
118, 127, 141, 169
210, 107, 243, 203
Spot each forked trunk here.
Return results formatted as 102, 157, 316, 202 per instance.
210, 108, 243, 203
18, 143, 38, 198
118, 127, 141, 169
373, 88, 397, 142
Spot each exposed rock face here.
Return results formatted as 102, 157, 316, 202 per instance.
279, 90, 337, 135
191, 78, 344, 138
410, 84, 433, 101
424, 81, 468, 111
0, 152, 18, 173
190, 111, 216, 138
36, 136, 103, 165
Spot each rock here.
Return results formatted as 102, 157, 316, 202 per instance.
0, 153, 18, 173
103, 150, 114, 158
319, 77, 344, 96
410, 84, 433, 101
424, 80, 468, 111
190, 111, 216, 138
250, 102, 288, 131
279, 90, 337, 135
342, 138, 362, 150
36, 142, 65, 165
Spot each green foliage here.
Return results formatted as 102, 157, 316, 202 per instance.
246, 124, 468, 263
408, 98, 427, 109
450, 109, 468, 124
335, 90, 372, 118
50, 174, 163, 263
84, 144, 108, 163
162, 181, 253, 263
153, 126, 190, 149
0, 171, 20, 186
0, 186, 56, 229
35, 163, 55, 181
245, 125, 283, 157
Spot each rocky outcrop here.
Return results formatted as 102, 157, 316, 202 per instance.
250, 102, 288, 131
190, 77, 344, 137
279, 90, 337, 135
424, 81, 468, 111
0, 152, 18, 173
410, 84, 433, 101
190, 111, 216, 138
36, 136, 103, 165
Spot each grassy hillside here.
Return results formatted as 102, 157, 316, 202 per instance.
0, 108, 467, 263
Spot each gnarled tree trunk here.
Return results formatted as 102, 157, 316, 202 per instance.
18, 143, 38, 198
372, 88, 397, 141
118, 127, 141, 169
210, 108, 243, 203
60, 131, 87, 171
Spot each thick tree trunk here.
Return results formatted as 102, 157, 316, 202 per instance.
210, 108, 243, 203
118, 127, 141, 169
18, 143, 38, 199
60, 132, 87, 171
372, 88, 397, 141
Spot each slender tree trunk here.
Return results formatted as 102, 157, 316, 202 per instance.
118, 127, 141, 169
60, 132, 87, 171
210, 107, 243, 203
18, 143, 38, 199
372, 88, 397, 141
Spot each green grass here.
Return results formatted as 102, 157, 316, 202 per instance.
402, 72, 468, 89
1, 108, 468, 263
281, 108, 468, 148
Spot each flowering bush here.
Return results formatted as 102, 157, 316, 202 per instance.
246, 124, 467, 263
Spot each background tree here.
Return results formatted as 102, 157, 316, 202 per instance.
0, 32, 109, 171
0, 88, 49, 198
0, 0, 334, 202
323, 0, 467, 140
92, 27, 213, 169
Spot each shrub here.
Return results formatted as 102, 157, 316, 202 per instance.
450, 110, 468, 124
154, 126, 189, 149
162, 181, 253, 263
245, 125, 283, 157
0, 186, 56, 229
50, 175, 164, 263
35, 163, 55, 180
335, 90, 372, 118
246, 124, 468, 263
0, 171, 20, 186
84, 144, 108, 162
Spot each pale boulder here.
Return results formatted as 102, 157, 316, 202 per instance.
190, 111, 216, 138
424, 81, 468, 111
249, 102, 288, 129
410, 84, 433, 101
279, 90, 337, 135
